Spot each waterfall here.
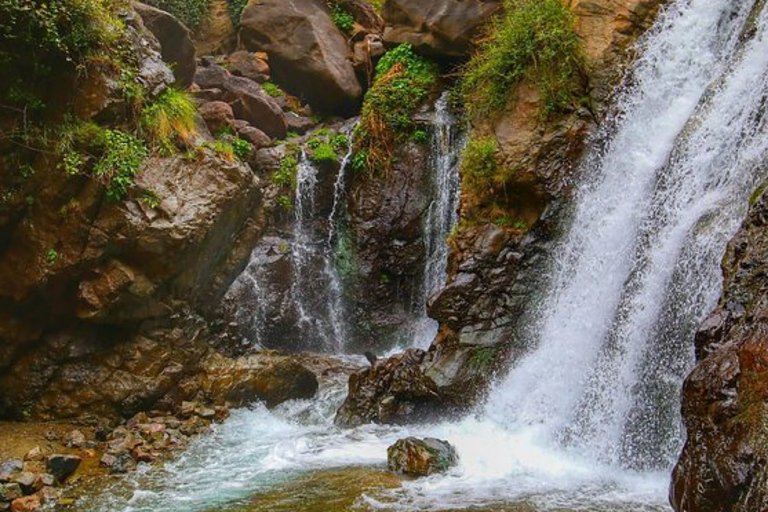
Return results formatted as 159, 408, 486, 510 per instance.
484, 0, 768, 472
410, 92, 465, 349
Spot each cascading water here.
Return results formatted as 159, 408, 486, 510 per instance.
80, 0, 768, 510
410, 92, 465, 349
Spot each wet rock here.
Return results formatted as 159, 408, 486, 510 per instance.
45, 455, 81, 482
239, 0, 362, 114
387, 437, 458, 476
63, 430, 86, 449
35, 486, 61, 505
99, 452, 135, 474
672, 187, 768, 511
199, 101, 236, 135
381, 0, 502, 58
9, 495, 40, 512
0, 462, 21, 483
134, 2, 196, 87
9, 473, 34, 494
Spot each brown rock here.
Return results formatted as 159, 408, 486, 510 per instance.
224, 51, 271, 83
63, 429, 86, 448
237, 125, 271, 149
22, 448, 43, 463
223, 76, 287, 139
381, 0, 502, 58
10, 473, 34, 493
10, 496, 40, 512
199, 101, 236, 135
35, 486, 61, 505
387, 437, 458, 476
239, 0, 362, 114
0, 484, 22, 502
134, 2, 196, 87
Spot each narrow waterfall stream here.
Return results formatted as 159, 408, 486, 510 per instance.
78, 0, 768, 510
410, 92, 465, 349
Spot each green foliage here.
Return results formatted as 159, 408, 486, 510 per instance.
94, 129, 148, 201
331, 133, 350, 150
311, 143, 337, 163
273, 154, 299, 189
141, 190, 161, 208
276, 194, 292, 210
140, 88, 197, 154
460, 0, 585, 119
46, 249, 59, 265
287, 131, 300, 139
412, 129, 429, 144
355, 43, 437, 175
461, 137, 499, 194
143, 0, 209, 31
469, 347, 497, 371
232, 138, 252, 162
227, 0, 248, 25
0, 0, 126, 117
329, 2, 354, 32
261, 82, 283, 98
307, 128, 348, 163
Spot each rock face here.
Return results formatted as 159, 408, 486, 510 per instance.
336, 0, 665, 426
671, 188, 768, 512
133, 2, 196, 88
387, 437, 458, 476
381, 0, 502, 58
239, 0, 363, 114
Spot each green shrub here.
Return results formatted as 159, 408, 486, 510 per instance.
354, 43, 437, 174
140, 88, 197, 153
329, 2, 354, 32
273, 154, 299, 188
232, 138, 252, 162
461, 0, 585, 119
94, 129, 148, 201
261, 82, 283, 98
276, 194, 292, 210
143, 0, 210, 31
310, 143, 337, 163
227, 0, 248, 25
331, 133, 350, 150
0, 0, 126, 117
412, 129, 429, 144
461, 137, 499, 194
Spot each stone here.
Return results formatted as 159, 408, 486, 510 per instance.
237, 125, 271, 149
45, 455, 81, 482
10, 473, 35, 493
134, 2, 196, 87
22, 448, 43, 463
224, 51, 271, 83
9, 496, 40, 512
0, 484, 22, 502
222, 76, 287, 139
0, 462, 21, 483
94, 427, 111, 442
381, 0, 502, 58
130, 446, 156, 463
386, 437, 458, 476
285, 113, 316, 135
35, 486, 61, 505
31, 474, 53, 492
239, 0, 362, 114
199, 101, 236, 135
63, 429, 86, 448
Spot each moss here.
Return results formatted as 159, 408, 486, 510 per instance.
273, 154, 299, 189
354, 43, 437, 175
143, 0, 210, 31
261, 82, 283, 98
226, 0, 248, 25
460, 0, 585, 120
328, 1, 355, 33
140, 88, 197, 154
461, 137, 503, 195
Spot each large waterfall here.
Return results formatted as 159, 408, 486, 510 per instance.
78, 0, 768, 510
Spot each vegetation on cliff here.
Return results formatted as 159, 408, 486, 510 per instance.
460, 0, 585, 119
353, 43, 437, 175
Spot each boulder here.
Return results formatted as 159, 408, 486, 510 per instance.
133, 2, 196, 87
194, 64, 287, 138
45, 455, 81, 482
237, 125, 271, 149
199, 101, 236, 135
381, 0, 502, 58
387, 437, 458, 476
239, 0, 362, 114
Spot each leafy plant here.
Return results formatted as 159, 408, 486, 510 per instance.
227, 0, 248, 25
460, 0, 585, 119
329, 2, 355, 33
232, 137, 252, 162
143, 0, 210, 31
93, 129, 148, 201
310, 143, 337, 163
276, 194, 292, 210
261, 82, 283, 97
461, 137, 500, 195
140, 88, 197, 154
46, 248, 59, 265
273, 154, 299, 188
412, 129, 429, 144
354, 43, 437, 174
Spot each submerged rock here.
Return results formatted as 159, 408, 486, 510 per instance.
45, 455, 80, 482
387, 437, 457, 476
